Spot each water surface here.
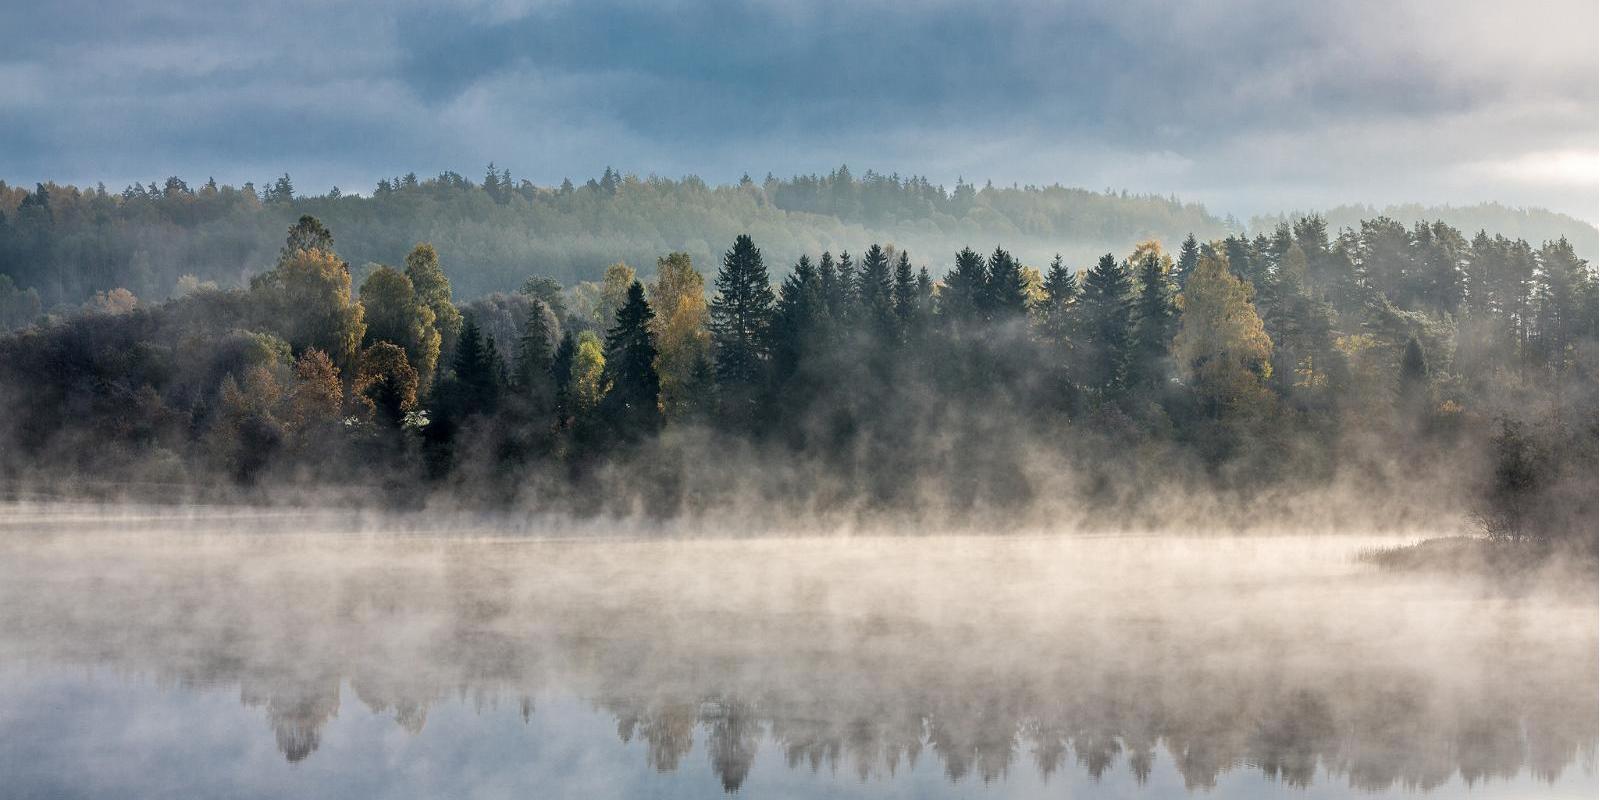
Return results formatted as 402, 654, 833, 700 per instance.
0, 506, 1593, 798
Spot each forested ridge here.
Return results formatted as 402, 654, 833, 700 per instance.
0, 188, 1593, 546
1, 166, 1593, 311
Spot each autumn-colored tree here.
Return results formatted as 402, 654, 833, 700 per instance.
649, 252, 711, 418
1173, 255, 1274, 418
569, 330, 607, 415
251, 246, 366, 368
594, 262, 638, 331
360, 265, 441, 385
286, 348, 343, 432
404, 243, 463, 354
355, 342, 419, 427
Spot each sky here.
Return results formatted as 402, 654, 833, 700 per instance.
2, 0, 1596, 223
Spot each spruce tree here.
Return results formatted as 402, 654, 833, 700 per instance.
551, 331, 577, 426
984, 246, 1029, 320
859, 243, 896, 340
1038, 254, 1080, 349
1129, 253, 1178, 392
1079, 253, 1135, 398
1174, 233, 1200, 289
601, 281, 662, 438
770, 255, 827, 391
709, 235, 775, 417
893, 251, 918, 336
941, 247, 988, 325
514, 298, 560, 412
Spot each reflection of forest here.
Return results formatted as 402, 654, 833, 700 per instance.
1, 530, 1594, 793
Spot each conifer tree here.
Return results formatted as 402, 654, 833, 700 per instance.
1038, 254, 1079, 349
941, 247, 988, 325
1129, 253, 1178, 392
709, 235, 775, 418
1174, 233, 1200, 289
1078, 253, 1135, 398
893, 251, 918, 337
859, 243, 896, 340
514, 299, 560, 414
601, 281, 662, 438
984, 246, 1030, 321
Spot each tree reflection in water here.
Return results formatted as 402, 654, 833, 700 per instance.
0, 518, 1593, 794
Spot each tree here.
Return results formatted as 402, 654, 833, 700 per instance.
1172, 255, 1273, 418
984, 246, 1029, 321
1397, 335, 1430, 418
251, 245, 366, 368
513, 298, 560, 415
448, 318, 502, 414
1077, 253, 1134, 398
1173, 233, 1200, 289
770, 254, 828, 389
649, 252, 711, 418
859, 243, 896, 340
520, 275, 570, 322
594, 262, 638, 331
600, 281, 662, 439
709, 235, 775, 416
1037, 254, 1079, 347
568, 331, 607, 415
551, 330, 578, 426
360, 265, 441, 385
282, 214, 333, 259
941, 247, 988, 325
404, 243, 463, 356
355, 342, 419, 427
1129, 251, 1177, 392
892, 251, 919, 340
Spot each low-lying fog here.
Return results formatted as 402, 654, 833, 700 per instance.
0, 504, 1593, 799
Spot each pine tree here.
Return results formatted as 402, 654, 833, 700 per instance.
281, 215, 334, 261
984, 246, 1029, 320
941, 247, 988, 325
551, 331, 577, 426
709, 235, 775, 416
1038, 254, 1079, 348
1078, 253, 1135, 398
1174, 233, 1200, 289
834, 250, 859, 324
514, 299, 560, 413
600, 281, 662, 438
892, 251, 918, 337
770, 255, 827, 389
1129, 252, 1177, 392
859, 243, 896, 340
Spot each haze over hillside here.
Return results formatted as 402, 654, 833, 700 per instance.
2, 169, 1593, 306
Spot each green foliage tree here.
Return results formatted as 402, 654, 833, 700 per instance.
1173, 255, 1274, 419
1077, 253, 1134, 398
709, 235, 775, 418
360, 265, 441, 385
600, 281, 662, 439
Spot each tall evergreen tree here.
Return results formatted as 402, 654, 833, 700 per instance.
941, 247, 988, 325
709, 235, 775, 419
859, 243, 896, 339
514, 299, 560, 413
551, 330, 577, 427
892, 251, 918, 337
1173, 233, 1200, 289
984, 246, 1030, 321
1129, 252, 1178, 392
600, 281, 662, 438
1078, 253, 1135, 398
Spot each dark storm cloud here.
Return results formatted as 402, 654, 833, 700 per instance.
2, 0, 1595, 220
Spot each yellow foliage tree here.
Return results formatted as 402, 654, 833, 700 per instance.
570, 330, 608, 413
252, 247, 366, 369
649, 252, 711, 417
1173, 254, 1273, 418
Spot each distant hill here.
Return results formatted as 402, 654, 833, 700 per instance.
1, 168, 1592, 307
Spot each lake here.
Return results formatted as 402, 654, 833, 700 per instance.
0, 504, 1594, 798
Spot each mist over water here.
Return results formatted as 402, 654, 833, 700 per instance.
0, 504, 1592, 798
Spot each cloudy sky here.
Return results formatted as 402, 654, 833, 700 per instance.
3, 0, 1596, 222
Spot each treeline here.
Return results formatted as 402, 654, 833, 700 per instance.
0, 212, 1594, 542
0, 167, 1233, 307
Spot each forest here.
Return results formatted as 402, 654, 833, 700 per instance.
0, 176, 1595, 549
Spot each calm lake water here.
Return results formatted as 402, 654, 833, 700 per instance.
0, 505, 1594, 799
